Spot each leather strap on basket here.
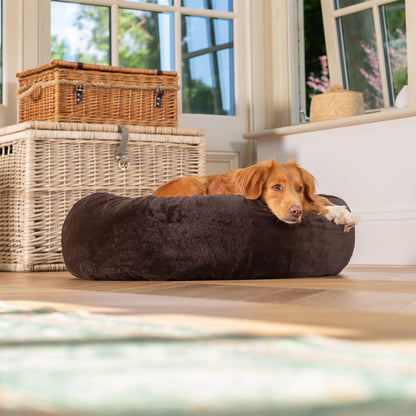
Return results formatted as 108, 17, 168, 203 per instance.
115, 125, 129, 171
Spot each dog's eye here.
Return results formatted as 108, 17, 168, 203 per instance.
297, 186, 303, 193
272, 184, 282, 191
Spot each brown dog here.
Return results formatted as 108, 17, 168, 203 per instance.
154, 159, 357, 231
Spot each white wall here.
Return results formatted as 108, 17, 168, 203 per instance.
256, 116, 416, 265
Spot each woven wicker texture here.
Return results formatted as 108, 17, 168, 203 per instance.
0, 121, 205, 272
309, 85, 364, 122
16, 60, 179, 127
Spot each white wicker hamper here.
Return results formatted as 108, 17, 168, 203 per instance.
0, 121, 205, 272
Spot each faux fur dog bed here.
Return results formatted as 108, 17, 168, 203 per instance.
61, 192, 355, 281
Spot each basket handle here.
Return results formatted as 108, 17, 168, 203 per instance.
115, 125, 129, 171
326, 84, 344, 93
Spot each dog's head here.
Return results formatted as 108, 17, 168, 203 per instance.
236, 158, 318, 224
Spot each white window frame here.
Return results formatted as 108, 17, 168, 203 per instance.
251, 0, 416, 136
0, 0, 51, 125
42, 0, 238, 115
321, 0, 414, 110
261, 0, 306, 129
2, 0, 415, 137
242, 0, 416, 144
0, 1, 21, 126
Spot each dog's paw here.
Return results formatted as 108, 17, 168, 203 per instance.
325, 205, 359, 232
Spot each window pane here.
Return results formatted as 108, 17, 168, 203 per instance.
334, 0, 369, 9
118, 9, 174, 70
182, 16, 234, 115
381, 0, 407, 104
51, 1, 110, 65
337, 10, 383, 109
304, 0, 329, 118
182, 0, 233, 12
123, 0, 173, 5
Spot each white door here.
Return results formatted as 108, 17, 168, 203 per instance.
177, 0, 249, 173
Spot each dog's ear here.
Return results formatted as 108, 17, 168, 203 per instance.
298, 165, 334, 215
285, 159, 298, 167
236, 159, 275, 199
285, 159, 318, 202
298, 166, 317, 203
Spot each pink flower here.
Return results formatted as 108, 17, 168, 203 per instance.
307, 55, 330, 98
358, 28, 406, 109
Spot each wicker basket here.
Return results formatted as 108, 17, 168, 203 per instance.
0, 121, 205, 272
16, 60, 179, 127
310, 84, 364, 122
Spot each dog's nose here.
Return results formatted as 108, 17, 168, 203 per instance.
289, 205, 302, 218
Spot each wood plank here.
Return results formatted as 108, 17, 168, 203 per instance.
1, 266, 416, 347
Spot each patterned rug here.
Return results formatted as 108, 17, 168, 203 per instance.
1, 301, 416, 416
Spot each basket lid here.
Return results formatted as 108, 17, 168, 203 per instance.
17, 60, 177, 79
0, 121, 205, 139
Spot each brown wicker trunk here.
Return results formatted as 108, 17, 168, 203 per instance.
16, 61, 179, 127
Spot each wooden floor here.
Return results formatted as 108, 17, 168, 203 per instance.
2, 265, 416, 348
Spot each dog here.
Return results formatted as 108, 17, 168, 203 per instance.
153, 159, 357, 231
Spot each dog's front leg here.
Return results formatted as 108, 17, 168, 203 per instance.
325, 205, 359, 232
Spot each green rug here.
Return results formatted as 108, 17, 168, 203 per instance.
1, 301, 416, 416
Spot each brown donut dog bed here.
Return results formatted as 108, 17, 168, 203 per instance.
61, 192, 355, 280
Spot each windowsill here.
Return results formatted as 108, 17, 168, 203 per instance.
243, 107, 416, 140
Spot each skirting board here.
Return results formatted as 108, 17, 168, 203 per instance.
351, 209, 416, 266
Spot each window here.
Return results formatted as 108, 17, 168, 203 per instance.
322, 0, 407, 110
118, 8, 174, 70
50, 0, 235, 116
304, 0, 328, 117
51, 2, 111, 65
181, 15, 234, 115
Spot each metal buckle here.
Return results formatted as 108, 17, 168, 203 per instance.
115, 154, 130, 171
75, 85, 85, 104
115, 125, 130, 171
155, 88, 165, 108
